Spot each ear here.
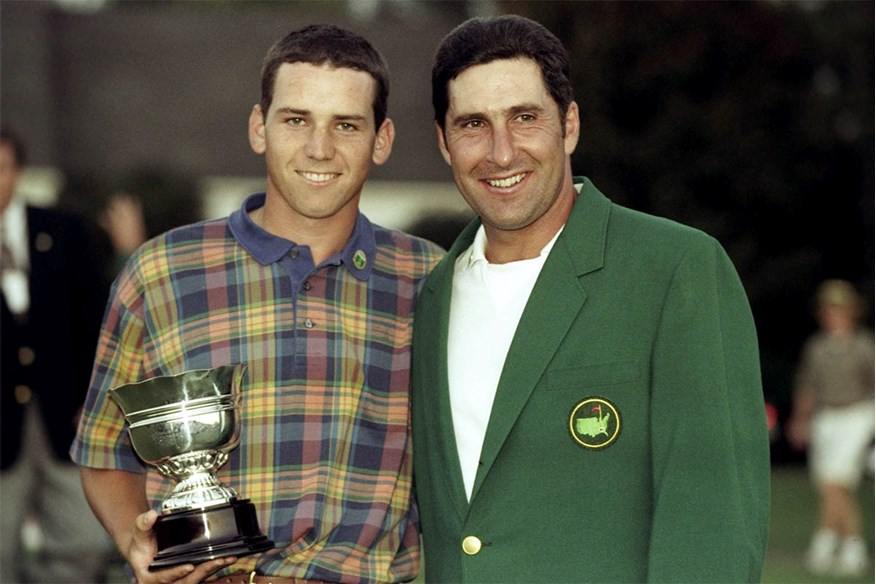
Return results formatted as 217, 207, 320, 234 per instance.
248, 105, 267, 154
371, 118, 396, 166
435, 122, 452, 166
563, 101, 580, 156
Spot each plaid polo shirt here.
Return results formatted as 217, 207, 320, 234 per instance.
71, 193, 444, 583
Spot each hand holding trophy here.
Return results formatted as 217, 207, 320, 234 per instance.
109, 364, 274, 571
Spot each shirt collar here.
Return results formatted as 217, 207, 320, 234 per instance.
459, 222, 564, 270
463, 224, 489, 267
457, 181, 583, 270
1, 196, 29, 264
228, 193, 375, 281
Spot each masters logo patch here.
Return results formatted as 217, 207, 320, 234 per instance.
352, 249, 368, 270
569, 397, 621, 449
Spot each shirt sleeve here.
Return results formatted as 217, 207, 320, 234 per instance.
70, 258, 148, 472
647, 235, 770, 582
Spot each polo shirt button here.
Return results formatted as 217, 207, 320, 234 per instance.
303, 280, 312, 291
461, 535, 482, 555
289, 249, 298, 259
303, 318, 314, 329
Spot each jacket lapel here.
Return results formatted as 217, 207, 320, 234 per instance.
419, 220, 481, 520
470, 179, 611, 502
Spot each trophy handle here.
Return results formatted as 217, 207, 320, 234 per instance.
231, 363, 246, 398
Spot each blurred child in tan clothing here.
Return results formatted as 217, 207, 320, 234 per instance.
788, 279, 874, 577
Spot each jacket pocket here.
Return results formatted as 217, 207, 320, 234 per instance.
545, 360, 641, 390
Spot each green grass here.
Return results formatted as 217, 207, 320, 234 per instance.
763, 465, 874, 583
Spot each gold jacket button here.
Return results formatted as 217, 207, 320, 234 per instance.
14, 385, 32, 405
461, 535, 482, 555
18, 346, 35, 366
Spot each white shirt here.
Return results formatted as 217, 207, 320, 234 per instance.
1, 197, 30, 315
447, 224, 563, 500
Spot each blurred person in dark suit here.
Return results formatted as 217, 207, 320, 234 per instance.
0, 127, 114, 583
788, 279, 874, 578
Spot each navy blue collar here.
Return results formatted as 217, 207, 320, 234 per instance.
228, 193, 376, 281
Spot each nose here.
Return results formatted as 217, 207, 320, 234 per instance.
304, 127, 335, 160
487, 124, 515, 168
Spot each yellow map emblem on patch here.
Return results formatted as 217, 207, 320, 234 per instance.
569, 397, 621, 449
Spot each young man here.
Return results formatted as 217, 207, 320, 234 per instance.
411, 15, 770, 582
71, 25, 443, 584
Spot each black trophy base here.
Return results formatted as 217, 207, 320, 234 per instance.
149, 498, 274, 571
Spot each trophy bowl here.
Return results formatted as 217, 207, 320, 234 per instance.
109, 364, 274, 571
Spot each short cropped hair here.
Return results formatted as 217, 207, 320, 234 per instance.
432, 15, 573, 130
260, 24, 390, 129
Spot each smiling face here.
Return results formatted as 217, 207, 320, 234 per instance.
437, 58, 579, 259
249, 62, 393, 236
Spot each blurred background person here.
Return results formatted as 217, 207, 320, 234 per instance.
98, 191, 149, 276
787, 279, 875, 578
0, 126, 115, 582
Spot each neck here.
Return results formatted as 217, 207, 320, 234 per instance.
483, 229, 555, 264
483, 183, 576, 264
250, 203, 357, 266
827, 326, 856, 338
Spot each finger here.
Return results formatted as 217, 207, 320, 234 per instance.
137, 555, 235, 584
127, 511, 160, 583
130, 557, 201, 584
136, 509, 159, 533
139, 563, 195, 584
180, 556, 237, 584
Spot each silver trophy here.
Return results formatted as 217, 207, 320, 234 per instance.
109, 364, 273, 570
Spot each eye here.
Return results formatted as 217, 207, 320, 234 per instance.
462, 120, 484, 129
517, 113, 536, 123
337, 122, 358, 132
285, 117, 306, 126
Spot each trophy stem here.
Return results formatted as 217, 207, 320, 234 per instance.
163, 470, 239, 512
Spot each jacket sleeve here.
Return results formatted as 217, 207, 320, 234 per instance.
647, 235, 770, 582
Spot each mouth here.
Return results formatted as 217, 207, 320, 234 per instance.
298, 171, 340, 183
484, 172, 527, 189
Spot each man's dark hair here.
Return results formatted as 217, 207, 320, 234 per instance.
432, 15, 573, 130
0, 126, 27, 167
260, 24, 390, 129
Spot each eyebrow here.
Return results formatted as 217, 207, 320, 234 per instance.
274, 107, 368, 122
449, 102, 547, 126
449, 113, 483, 127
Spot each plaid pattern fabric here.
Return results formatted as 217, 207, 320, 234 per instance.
71, 194, 443, 583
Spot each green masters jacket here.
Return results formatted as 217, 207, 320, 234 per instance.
411, 178, 770, 583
